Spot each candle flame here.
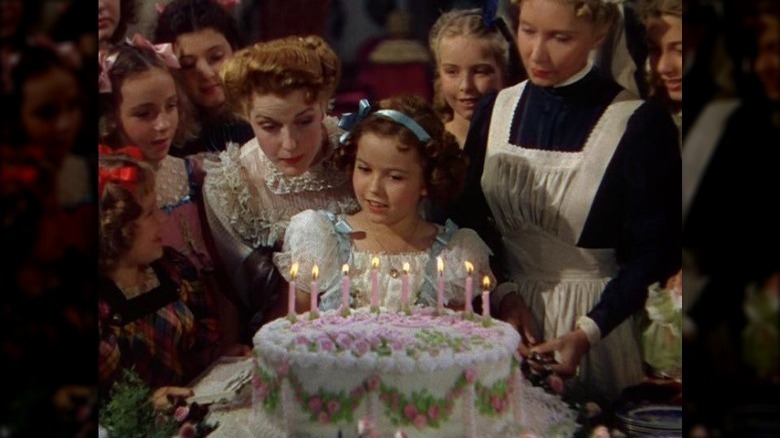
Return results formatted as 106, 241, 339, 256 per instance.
342, 264, 349, 275
402, 262, 410, 273
371, 257, 379, 269
312, 265, 319, 280
482, 275, 491, 290
437, 256, 444, 272
464, 261, 474, 275
290, 262, 299, 279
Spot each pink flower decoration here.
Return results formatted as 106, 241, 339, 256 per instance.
491, 395, 504, 412
413, 413, 428, 429
366, 375, 380, 391
278, 361, 290, 377
174, 406, 189, 422
308, 396, 322, 412
318, 338, 335, 352
464, 368, 477, 383
129, 33, 180, 69
296, 335, 309, 345
427, 404, 440, 421
327, 399, 340, 414
350, 387, 365, 399
403, 404, 417, 420
318, 411, 330, 423
335, 333, 353, 349
177, 422, 196, 438
351, 340, 370, 357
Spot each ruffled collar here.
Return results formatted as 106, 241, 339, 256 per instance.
254, 116, 348, 195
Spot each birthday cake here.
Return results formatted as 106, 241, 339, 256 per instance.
249, 307, 558, 438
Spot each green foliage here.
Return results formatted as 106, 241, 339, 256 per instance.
98, 368, 178, 438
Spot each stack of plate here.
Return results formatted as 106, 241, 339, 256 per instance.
616, 404, 682, 437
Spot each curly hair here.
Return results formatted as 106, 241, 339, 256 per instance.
154, 0, 243, 50
636, 0, 682, 21
98, 155, 156, 274
334, 95, 469, 209
512, 0, 620, 32
98, 42, 199, 150
219, 35, 341, 119
428, 8, 510, 122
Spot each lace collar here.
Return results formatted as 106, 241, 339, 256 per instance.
253, 116, 348, 195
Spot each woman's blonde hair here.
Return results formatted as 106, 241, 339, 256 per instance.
512, 0, 620, 32
428, 8, 509, 122
220, 35, 341, 119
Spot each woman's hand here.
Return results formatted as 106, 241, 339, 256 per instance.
150, 386, 194, 411
496, 292, 539, 357
530, 328, 590, 379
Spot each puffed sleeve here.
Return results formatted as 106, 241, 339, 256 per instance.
273, 210, 346, 296
437, 228, 496, 307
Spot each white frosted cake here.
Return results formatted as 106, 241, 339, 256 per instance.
249, 308, 530, 438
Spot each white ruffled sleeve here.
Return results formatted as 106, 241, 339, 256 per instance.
273, 210, 344, 294
438, 228, 495, 306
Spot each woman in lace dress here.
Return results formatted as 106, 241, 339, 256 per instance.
203, 35, 358, 337
274, 95, 489, 312
451, 0, 680, 405
98, 40, 245, 353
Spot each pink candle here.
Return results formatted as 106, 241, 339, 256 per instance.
464, 261, 474, 314
481, 276, 491, 319
436, 257, 444, 312
341, 264, 350, 312
288, 262, 299, 317
401, 262, 410, 311
310, 265, 319, 315
371, 257, 380, 309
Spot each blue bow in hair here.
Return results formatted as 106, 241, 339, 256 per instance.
482, 0, 499, 27
338, 99, 372, 144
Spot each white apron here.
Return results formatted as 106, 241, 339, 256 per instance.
482, 81, 645, 403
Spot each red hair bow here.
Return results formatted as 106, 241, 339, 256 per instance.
98, 166, 139, 198
98, 144, 145, 160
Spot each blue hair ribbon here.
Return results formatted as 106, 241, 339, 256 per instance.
338, 99, 432, 144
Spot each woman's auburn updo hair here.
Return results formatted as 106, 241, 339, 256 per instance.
220, 35, 341, 119
334, 94, 469, 209
512, 0, 620, 32
98, 155, 156, 274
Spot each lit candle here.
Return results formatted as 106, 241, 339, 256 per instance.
436, 256, 444, 313
310, 265, 319, 318
341, 264, 350, 314
401, 262, 410, 313
481, 276, 491, 319
464, 261, 474, 315
288, 262, 299, 320
371, 257, 380, 311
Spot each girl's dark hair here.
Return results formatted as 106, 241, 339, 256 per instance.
335, 95, 469, 209
154, 0, 243, 50
108, 0, 139, 44
98, 42, 198, 148
4, 45, 79, 147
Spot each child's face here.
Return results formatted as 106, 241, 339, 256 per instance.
21, 68, 82, 162
353, 132, 427, 228
98, 0, 120, 43
248, 89, 324, 176
175, 28, 234, 110
646, 14, 683, 103
118, 67, 179, 163
754, 14, 779, 100
123, 190, 166, 268
438, 35, 504, 123
516, 0, 606, 87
